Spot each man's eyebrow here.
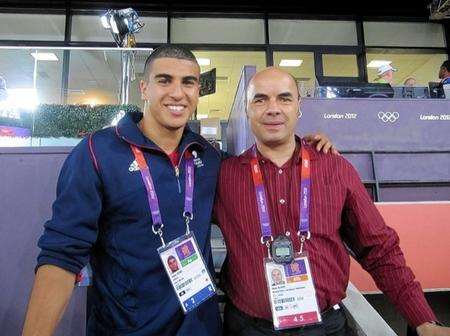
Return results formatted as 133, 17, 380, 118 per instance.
154, 73, 173, 80
182, 76, 199, 83
252, 93, 269, 100
278, 92, 294, 98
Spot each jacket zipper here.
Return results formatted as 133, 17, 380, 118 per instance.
174, 166, 181, 193
173, 142, 197, 194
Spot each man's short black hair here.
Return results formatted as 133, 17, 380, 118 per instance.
441, 60, 450, 72
143, 45, 199, 80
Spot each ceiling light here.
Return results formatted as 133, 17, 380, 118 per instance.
31, 52, 59, 61
279, 59, 303, 67
367, 60, 391, 68
197, 58, 211, 66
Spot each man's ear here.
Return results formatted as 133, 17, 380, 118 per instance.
140, 79, 148, 100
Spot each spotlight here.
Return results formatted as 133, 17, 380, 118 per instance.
101, 8, 144, 47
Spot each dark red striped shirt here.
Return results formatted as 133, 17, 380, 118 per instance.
215, 137, 436, 328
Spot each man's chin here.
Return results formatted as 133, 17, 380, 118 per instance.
258, 134, 286, 146
165, 120, 188, 132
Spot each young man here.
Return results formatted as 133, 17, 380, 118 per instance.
22, 46, 334, 336
215, 67, 450, 336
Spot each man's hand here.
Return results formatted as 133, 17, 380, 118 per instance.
304, 133, 340, 155
417, 322, 450, 336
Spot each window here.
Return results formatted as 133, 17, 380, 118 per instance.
71, 15, 167, 43
193, 51, 266, 120
0, 48, 63, 146
322, 54, 358, 77
364, 22, 445, 48
171, 18, 265, 44
67, 50, 121, 105
273, 52, 316, 97
0, 14, 65, 41
269, 20, 357, 46
366, 50, 448, 86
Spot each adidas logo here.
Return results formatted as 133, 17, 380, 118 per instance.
128, 160, 139, 172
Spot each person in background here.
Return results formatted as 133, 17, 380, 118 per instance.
376, 64, 397, 85
403, 77, 416, 87
438, 60, 450, 84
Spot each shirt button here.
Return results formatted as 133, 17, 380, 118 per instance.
278, 169, 283, 174
279, 199, 286, 204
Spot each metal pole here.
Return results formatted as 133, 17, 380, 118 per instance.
120, 49, 132, 105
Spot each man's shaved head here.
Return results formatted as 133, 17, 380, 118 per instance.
247, 67, 299, 102
246, 67, 301, 148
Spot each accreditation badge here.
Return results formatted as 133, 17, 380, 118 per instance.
264, 253, 322, 330
158, 232, 216, 314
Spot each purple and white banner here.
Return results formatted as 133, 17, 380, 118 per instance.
297, 98, 450, 151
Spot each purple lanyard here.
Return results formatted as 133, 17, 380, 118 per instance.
250, 142, 312, 245
130, 145, 194, 245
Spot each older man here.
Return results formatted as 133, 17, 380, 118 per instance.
215, 67, 449, 336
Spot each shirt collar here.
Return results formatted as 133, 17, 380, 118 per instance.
116, 110, 205, 154
239, 135, 318, 165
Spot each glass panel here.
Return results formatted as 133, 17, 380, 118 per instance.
193, 51, 266, 121
0, 13, 65, 41
366, 50, 448, 86
269, 20, 357, 46
171, 18, 265, 44
0, 47, 157, 147
364, 22, 445, 48
68, 50, 121, 105
71, 15, 167, 43
273, 52, 315, 97
0, 48, 63, 146
322, 54, 358, 77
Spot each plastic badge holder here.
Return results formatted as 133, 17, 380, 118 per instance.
264, 252, 322, 330
158, 231, 216, 314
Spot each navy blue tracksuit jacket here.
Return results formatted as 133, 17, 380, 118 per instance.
37, 111, 223, 335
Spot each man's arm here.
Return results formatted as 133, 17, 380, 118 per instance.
22, 136, 103, 334
22, 265, 76, 336
339, 159, 444, 332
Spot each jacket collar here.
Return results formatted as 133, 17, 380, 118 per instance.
116, 111, 206, 154
239, 135, 318, 165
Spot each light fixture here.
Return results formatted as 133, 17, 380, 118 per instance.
197, 58, 211, 66
31, 52, 59, 61
100, 8, 144, 105
101, 8, 144, 47
197, 114, 208, 119
279, 59, 303, 67
367, 60, 391, 68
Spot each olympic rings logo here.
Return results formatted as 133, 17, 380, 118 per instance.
378, 111, 399, 123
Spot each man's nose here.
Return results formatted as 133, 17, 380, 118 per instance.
170, 83, 184, 100
266, 99, 282, 115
